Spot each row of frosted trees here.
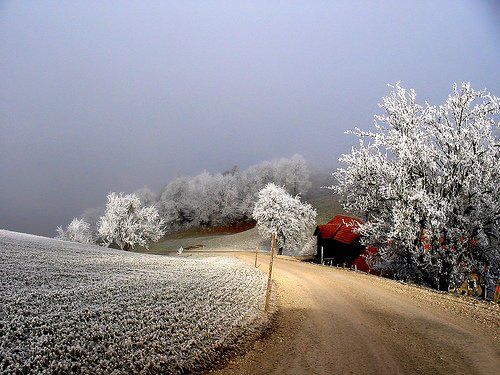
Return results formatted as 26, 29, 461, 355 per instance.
56, 154, 312, 250
156, 155, 311, 230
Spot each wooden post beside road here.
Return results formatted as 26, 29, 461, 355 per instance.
265, 232, 277, 312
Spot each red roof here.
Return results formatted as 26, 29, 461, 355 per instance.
314, 215, 362, 244
352, 247, 377, 273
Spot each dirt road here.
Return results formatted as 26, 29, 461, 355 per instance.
208, 252, 500, 375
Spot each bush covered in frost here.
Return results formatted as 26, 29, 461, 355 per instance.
55, 218, 94, 244
0, 230, 269, 374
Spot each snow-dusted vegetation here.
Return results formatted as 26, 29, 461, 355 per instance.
98, 192, 165, 250
253, 183, 317, 255
157, 154, 312, 230
55, 218, 94, 244
333, 82, 499, 291
0, 230, 269, 374
57, 155, 312, 242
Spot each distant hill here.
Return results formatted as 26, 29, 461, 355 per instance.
308, 194, 347, 224
303, 167, 337, 201
145, 193, 346, 254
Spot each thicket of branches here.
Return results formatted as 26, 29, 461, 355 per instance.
55, 218, 93, 244
333, 82, 499, 291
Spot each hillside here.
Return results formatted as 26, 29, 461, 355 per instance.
0, 230, 271, 374
145, 194, 346, 254
309, 194, 347, 224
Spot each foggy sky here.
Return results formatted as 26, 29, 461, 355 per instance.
1, 1, 499, 236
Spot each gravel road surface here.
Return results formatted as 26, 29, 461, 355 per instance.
207, 252, 499, 375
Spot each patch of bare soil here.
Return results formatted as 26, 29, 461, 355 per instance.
206, 252, 500, 375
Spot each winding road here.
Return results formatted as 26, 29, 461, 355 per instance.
209, 252, 499, 375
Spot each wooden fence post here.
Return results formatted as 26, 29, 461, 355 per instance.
255, 246, 258, 268
265, 232, 277, 312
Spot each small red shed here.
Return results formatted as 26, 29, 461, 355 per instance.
314, 215, 377, 273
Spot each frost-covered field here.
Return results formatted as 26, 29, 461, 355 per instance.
0, 230, 269, 374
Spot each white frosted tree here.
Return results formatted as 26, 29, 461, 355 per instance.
239, 164, 264, 218
155, 156, 312, 230
80, 206, 104, 241
239, 155, 312, 219
157, 176, 194, 228
333, 82, 499, 291
190, 170, 217, 226
97, 192, 165, 250
55, 218, 94, 244
134, 185, 157, 206
253, 183, 317, 255
217, 171, 242, 224
276, 154, 312, 196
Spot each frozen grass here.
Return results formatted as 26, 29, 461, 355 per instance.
0, 230, 269, 374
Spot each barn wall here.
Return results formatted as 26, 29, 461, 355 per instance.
316, 238, 365, 266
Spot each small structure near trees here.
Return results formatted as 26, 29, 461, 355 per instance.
314, 215, 376, 273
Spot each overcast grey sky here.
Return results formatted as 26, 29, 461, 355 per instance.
1, 0, 499, 236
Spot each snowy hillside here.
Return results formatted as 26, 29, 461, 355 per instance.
0, 230, 269, 374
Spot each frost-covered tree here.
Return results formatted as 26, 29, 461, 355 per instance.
157, 176, 194, 228
275, 154, 312, 195
217, 171, 242, 223
190, 171, 220, 226
239, 155, 311, 218
253, 183, 316, 255
55, 218, 94, 244
134, 185, 157, 206
97, 192, 165, 250
333, 82, 499, 291
80, 206, 104, 241
192, 171, 241, 226
155, 155, 312, 231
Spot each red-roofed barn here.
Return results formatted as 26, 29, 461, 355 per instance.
314, 215, 376, 273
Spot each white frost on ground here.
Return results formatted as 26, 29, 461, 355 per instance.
0, 230, 269, 374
